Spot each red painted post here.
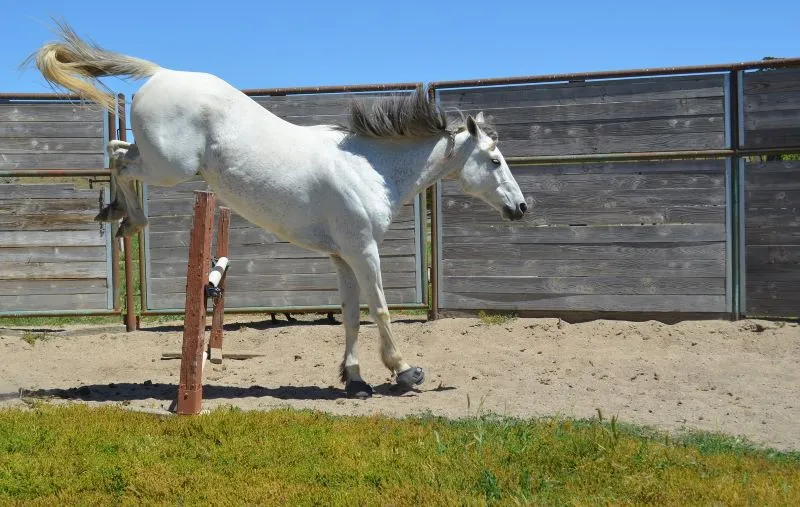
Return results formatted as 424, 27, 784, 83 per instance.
209, 207, 230, 363
177, 191, 216, 415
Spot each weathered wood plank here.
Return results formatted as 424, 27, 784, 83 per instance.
744, 298, 800, 318
503, 160, 726, 176
443, 203, 725, 226
148, 239, 415, 260
146, 197, 416, 221
0, 246, 107, 263
146, 213, 417, 232
6, 278, 108, 295
743, 128, 800, 149
0, 121, 104, 138
250, 91, 405, 117
744, 69, 800, 93
445, 188, 726, 209
745, 210, 800, 228
747, 189, 800, 208
148, 226, 416, 248
0, 198, 99, 216
744, 109, 800, 130
442, 223, 725, 243
0, 293, 109, 311
445, 97, 723, 125
443, 258, 725, 278
0, 261, 108, 279
0, 104, 103, 122
443, 242, 725, 261
0, 230, 106, 247
148, 256, 416, 278
440, 292, 726, 312
444, 173, 726, 194
497, 132, 726, 157
746, 245, 800, 265
0, 137, 105, 154
0, 184, 99, 199
743, 90, 800, 113
0, 153, 105, 170
746, 280, 800, 299
151, 271, 417, 293
438, 75, 723, 108
745, 164, 800, 190
745, 226, 800, 246
444, 275, 724, 295
496, 116, 723, 143
150, 287, 417, 310
0, 215, 100, 230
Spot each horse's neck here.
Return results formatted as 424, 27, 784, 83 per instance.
358, 135, 457, 209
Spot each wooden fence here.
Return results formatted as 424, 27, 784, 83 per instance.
140, 87, 426, 313
2, 59, 799, 321
431, 65, 800, 318
739, 66, 800, 317
0, 97, 115, 316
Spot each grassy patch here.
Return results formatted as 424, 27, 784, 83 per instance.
477, 310, 517, 326
0, 405, 797, 505
20, 332, 49, 346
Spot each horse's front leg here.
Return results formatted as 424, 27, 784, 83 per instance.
331, 255, 372, 399
344, 244, 425, 391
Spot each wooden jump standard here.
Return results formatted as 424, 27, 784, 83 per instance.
176, 190, 231, 415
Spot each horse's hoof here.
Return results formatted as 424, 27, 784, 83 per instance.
95, 204, 127, 222
396, 366, 425, 389
345, 380, 373, 399
116, 220, 141, 238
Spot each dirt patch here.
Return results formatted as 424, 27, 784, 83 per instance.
1, 314, 798, 450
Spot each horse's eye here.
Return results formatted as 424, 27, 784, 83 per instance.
491, 158, 501, 165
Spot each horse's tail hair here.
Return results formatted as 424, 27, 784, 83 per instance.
22, 19, 161, 113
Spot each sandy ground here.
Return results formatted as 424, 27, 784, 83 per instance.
1, 314, 798, 451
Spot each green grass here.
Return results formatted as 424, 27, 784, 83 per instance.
477, 310, 517, 326
1, 405, 797, 505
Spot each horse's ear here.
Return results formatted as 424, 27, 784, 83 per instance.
474, 112, 485, 123
467, 115, 479, 137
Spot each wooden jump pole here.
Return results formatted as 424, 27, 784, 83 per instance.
177, 190, 216, 415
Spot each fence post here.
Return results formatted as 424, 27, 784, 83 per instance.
177, 190, 216, 415
728, 71, 743, 320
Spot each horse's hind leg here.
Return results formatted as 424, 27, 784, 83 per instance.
331, 255, 373, 399
101, 141, 149, 238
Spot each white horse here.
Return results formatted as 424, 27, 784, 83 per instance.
28, 22, 528, 398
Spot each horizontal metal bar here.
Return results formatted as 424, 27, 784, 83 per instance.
0, 169, 112, 177
505, 150, 735, 166
0, 309, 121, 319
738, 147, 800, 156
429, 57, 800, 90
142, 303, 429, 317
242, 82, 421, 97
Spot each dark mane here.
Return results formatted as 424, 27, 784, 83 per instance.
335, 87, 497, 143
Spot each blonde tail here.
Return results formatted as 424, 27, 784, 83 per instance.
23, 20, 161, 113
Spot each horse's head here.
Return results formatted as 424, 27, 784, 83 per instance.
452, 113, 528, 221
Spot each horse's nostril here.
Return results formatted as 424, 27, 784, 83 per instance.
519, 202, 527, 213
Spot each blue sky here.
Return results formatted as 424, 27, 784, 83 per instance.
1, 0, 798, 100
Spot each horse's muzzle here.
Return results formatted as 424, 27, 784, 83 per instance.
503, 202, 527, 221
